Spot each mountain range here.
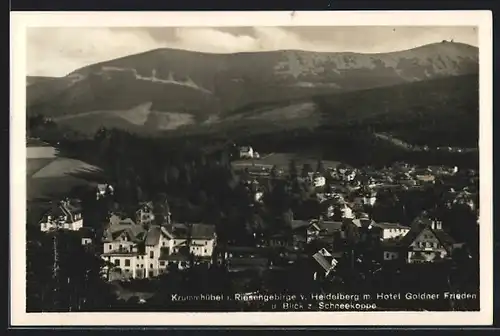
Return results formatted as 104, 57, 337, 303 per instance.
26, 41, 479, 138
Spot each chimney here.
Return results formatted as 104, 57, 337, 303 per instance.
436, 220, 442, 230
431, 219, 442, 230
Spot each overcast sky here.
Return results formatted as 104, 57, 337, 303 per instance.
27, 26, 478, 77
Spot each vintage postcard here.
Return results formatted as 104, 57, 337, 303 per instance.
10, 11, 493, 326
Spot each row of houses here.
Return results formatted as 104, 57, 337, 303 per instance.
37, 197, 217, 281
36, 190, 465, 283
216, 210, 460, 278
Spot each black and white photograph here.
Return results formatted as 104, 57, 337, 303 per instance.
11, 11, 493, 326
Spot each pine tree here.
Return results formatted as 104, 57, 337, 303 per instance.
316, 159, 325, 174
289, 159, 298, 179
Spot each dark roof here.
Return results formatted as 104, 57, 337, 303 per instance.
102, 250, 139, 257
398, 227, 423, 248
165, 223, 216, 240
159, 247, 190, 261
380, 237, 405, 248
350, 218, 375, 228
399, 225, 455, 251
433, 230, 456, 248
309, 220, 343, 235
312, 249, 339, 273
320, 221, 343, 233
102, 221, 146, 243
137, 201, 154, 211
291, 220, 310, 230
144, 226, 171, 246
42, 199, 82, 224
411, 216, 434, 229
372, 222, 411, 230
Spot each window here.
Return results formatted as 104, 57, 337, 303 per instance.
150, 251, 154, 259
162, 241, 166, 246
150, 263, 153, 269
114, 259, 120, 266
108, 244, 112, 251
204, 248, 208, 254
160, 261, 165, 266
119, 244, 123, 250
125, 259, 131, 267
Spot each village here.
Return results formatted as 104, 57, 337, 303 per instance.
31, 143, 480, 310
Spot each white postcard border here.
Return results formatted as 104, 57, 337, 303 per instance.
10, 10, 493, 326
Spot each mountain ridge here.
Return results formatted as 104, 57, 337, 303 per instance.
27, 41, 478, 137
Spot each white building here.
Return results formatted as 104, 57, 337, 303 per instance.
39, 199, 84, 232
371, 222, 411, 240
239, 146, 254, 159
313, 175, 326, 188
96, 184, 114, 200
325, 202, 354, 219
136, 202, 156, 226
254, 191, 264, 203
101, 220, 216, 281
355, 191, 378, 207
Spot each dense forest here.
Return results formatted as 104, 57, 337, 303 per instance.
26, 115, 480, 312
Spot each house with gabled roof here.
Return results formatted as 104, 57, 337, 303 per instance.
307, 219, 344, 246
239, 146, 254, 159
379, 218, 456, 264
136, 201, 155, 227
79, 227, 95, 246
39, 198, 84, 232
312, 248, 342, 280
399, 219, 456, 264
101, 217, 148, 280
100, 213, 217, 280
102, 218, 146, 254
162, 223, 217, 258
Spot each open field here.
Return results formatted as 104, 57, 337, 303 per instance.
27, 153, 105, 228
26, 158, 56, 177
31, 157, 102, 179
231, 152, 341, 172
27, 176, 96, 202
